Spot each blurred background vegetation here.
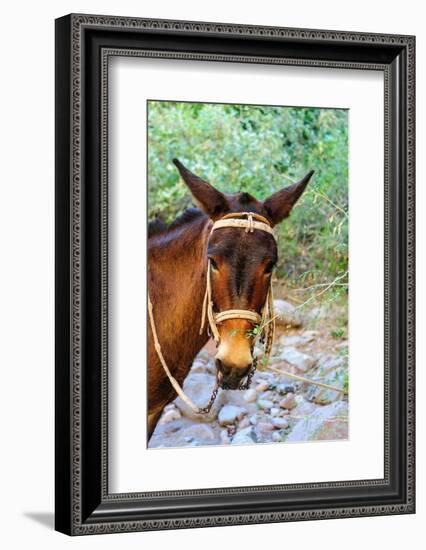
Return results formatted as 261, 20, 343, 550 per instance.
147, 100, 348, 325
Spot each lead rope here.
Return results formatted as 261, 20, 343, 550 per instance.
148, 294, 219, 414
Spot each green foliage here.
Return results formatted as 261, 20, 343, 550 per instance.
148, 100, 348, 291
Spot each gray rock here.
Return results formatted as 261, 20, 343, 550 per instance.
277, 383, 295, 395
286, 401, 348, 442
273, 417, 289, 429
175, 372, 221, 421
291, 397, 316, 417
238, 416, 251, 429
306, 380, 345, 405
317, 355, 345, 375
279, 335, 308, 347
249, 414, 258, 425
231, 427, 256, 446
272, 431, 284, 442
148, 416, 220, 449
190, 355, 210, 374
243, 388, 257, 403
259, 390, 274, 400
159, 408, 182, 424
181, 424, 218, 443
279, 393, 297, 410
305, 363, 347, 404
218, 405, 246, 426
220, 429, 231, 445
274, 299, 303, 328
258, 398, 274, 410
255, 381, 269, 393
255, 421, 274, 442
280, 347, 316, 373
150, 419, 185, 440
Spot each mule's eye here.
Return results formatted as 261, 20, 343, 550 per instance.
209, 258, 219, 271
264, 261, 275, 274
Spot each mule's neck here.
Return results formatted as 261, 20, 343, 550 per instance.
148, 211, 211, 337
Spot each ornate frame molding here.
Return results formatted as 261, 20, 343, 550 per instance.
55, 13, 415, 535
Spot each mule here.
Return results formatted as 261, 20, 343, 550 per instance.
147, 158, 314, 438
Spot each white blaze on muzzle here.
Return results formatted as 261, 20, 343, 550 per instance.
199, 212, 276, 369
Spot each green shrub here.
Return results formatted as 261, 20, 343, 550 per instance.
148, 101, 348, 293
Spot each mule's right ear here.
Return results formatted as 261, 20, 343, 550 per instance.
173, 158, 229, 219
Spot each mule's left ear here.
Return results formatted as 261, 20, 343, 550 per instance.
173, 158, 229, 219
263, 170, 314, 226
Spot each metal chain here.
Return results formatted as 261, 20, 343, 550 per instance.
238, 358, 258, 390
197, 376, 220, 414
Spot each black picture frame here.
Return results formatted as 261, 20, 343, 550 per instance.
55, 13, 415, 535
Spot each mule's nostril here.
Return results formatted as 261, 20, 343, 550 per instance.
216, 360, 232, 376
216, 359, 251, 384
240, 365, 250, 378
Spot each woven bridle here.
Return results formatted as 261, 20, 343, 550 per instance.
148, 211, 277, 414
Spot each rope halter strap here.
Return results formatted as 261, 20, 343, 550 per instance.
211, 212, 274, 237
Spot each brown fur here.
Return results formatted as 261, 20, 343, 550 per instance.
147, 159, 314, 439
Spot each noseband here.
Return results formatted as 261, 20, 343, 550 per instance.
200, 212, 276, 387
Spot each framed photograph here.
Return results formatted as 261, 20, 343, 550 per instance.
55, 14, 415, 535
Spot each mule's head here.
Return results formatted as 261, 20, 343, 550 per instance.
174, 158, 314, 389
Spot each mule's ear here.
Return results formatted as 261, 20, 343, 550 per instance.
263, 170, 314, 226
173, 158, 228, 219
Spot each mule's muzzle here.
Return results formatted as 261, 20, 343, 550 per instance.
216, 359, 251, 390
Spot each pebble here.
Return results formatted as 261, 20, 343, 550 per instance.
255, 381, 269, 393
218, 405, 246, 426
232, 428, 256, 446
256, 421, 274, 433
182, 424, 217, 442
159, 408, 182, 424
243, 388, 257, 403
280, 347, 316, 372
272, 431, 284, 442
279, 393, 297, 410
258, 399, 274, 410
238, 416, 251, 429
273, 417, 290, 429
259, 390, 274, 400
249, 414, 258, 425
318, 356, 345, 375
190, 358, 210, 374
277, 383, 295, 395
220, 429, 231, 445
270, 407, 280, 417
255, 421, 275, 442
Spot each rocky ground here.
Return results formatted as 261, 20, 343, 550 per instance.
149, 299, 349, 449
